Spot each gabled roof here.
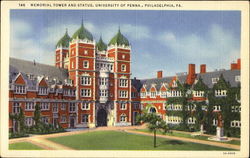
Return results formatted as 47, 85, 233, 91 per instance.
9, 58, 69, 87
197, 69, 240, 88
136, 69, 240, 92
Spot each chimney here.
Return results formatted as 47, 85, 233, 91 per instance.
200, 64, 206, 73
231, 62, 238, 70
186, 64, 196, 85
157, 71, 163, 79
237, 58, 241, 69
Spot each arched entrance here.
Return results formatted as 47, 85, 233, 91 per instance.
149, 107, 157, 113
97, 109, 107, 127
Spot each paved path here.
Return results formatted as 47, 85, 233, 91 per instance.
125, 130, 240, 150
9, 125, 240, 150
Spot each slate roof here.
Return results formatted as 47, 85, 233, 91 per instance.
96, 36, 107, 51
133, 69, 240, 92
9, 58, 69, 87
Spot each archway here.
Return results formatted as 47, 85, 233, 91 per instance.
149, 107, 157, 113
97, 109, 107, 127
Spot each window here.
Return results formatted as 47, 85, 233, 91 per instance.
82, 102, 90, 110
150, 92, 156, 98
69, 103, 76, 112
120, 103, 127, 110
61, 115, 67, 123
212, 77, 219, 84
122, 55, 125, 59
193, 91, 204, 97
213, 105, 221, 111
13, 102, 20, 113
100, 90, 108, 97
40, 102, 49, 110
25, 117, 34, 126
120, 114, 126, 122
100, 78, 108, 86
119, 90, 128, 98
38, 87, 48, 95
61, 103, 67, 110
172, 80, 177, 87
187, 104, 196, 111
133, 103, 140, 110
212, 119, 218, 126
41, 117, 49, 124
84, 50, 88, 55
81, 89, 91, 97
119, 79, 128, 87
82, 114, 89, 123
202, 105, 207, 111
52, 103, 58, 113
188, 117, 196, 124
160, 91, 167, 98
215, 90, 227, 97
231, 120, 241, 127
232, 106, 241, 112
140, 92, 146, 98
14, 85, 26, 94
131, 92, 137, 98
167, 91, 182, 97
110, 65, 113, 71
121, 64, 126, 72
235, 75, 240, 82
63, 89, 75, 96
71, 62, 74, 68
83, 61, 89, 68
25, 102, 34, 111
81, 76, 91, 85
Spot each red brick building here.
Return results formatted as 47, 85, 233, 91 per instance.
9, 22, 241, 132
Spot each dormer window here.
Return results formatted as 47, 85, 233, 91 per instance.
193, 91, 204, 97
160, 91, 167, 98
14, 85, 26, 94
150, 92, 156, 98
235, 75, 240, 82
140, 92, 146, 98
212, 77, 219, 84
27, 74, 34, 80
121, 64, 126, 72
172, 80, 177, 87
83, 61, 89, 68
215, 90, 227, 97
38, 87, 48, 95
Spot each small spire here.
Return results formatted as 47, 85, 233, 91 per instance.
81, 17, 84, 26
65, 28, 68, 35
118, 25, 121, 33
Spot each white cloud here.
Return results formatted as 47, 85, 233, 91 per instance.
158, 24, 240, 70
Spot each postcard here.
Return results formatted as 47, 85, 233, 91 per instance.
1, 1, 249, 157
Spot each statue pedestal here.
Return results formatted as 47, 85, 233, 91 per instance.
208, 126, 230, 142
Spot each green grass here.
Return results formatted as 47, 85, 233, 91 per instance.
9, 142, 43, 150
48, 130, 234, 150
135, 129, 240, 145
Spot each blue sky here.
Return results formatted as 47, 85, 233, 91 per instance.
10, 10, 240, 79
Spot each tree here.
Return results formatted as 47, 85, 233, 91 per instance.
137, 104, 169, 148
34, 104, 41, 127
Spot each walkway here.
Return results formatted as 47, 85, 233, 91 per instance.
9, 125, 240, 150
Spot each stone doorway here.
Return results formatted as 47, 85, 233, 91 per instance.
97, 109, 107, 127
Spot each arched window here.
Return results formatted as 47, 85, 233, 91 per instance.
121, 64, 126, 72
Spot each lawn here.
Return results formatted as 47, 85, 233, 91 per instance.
134, 129, 240, 145
48, 130, 234, 150
9, 142, 43, 150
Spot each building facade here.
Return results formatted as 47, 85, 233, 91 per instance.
9, 22, 241, 136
